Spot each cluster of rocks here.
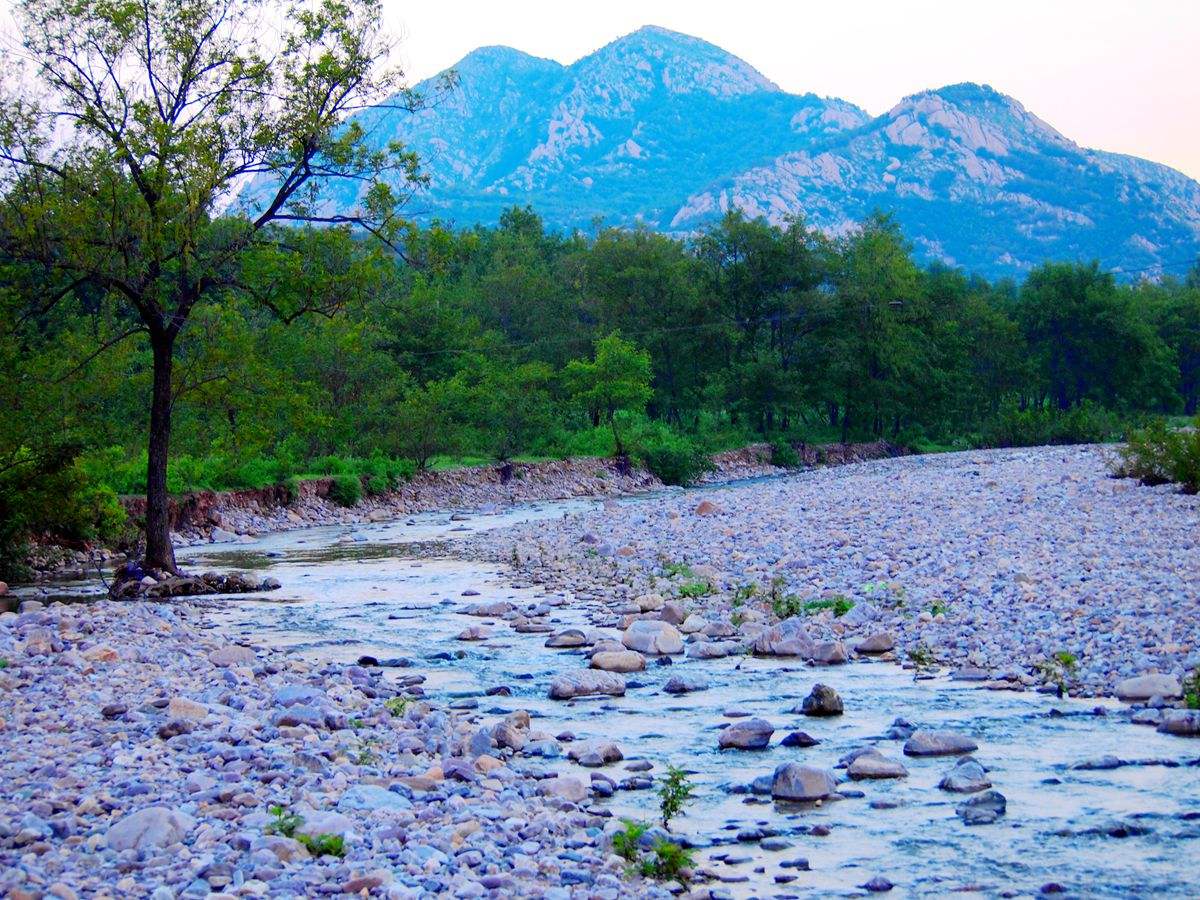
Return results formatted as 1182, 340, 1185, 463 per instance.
0, 599, 656, 899
474, 445, 1200, 699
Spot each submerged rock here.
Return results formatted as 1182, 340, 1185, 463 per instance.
548, 670, 626, 700
903, 729, 978, 757
719, 718, 775, 750
938, 757, 992, 793
956, 790, 1007, 825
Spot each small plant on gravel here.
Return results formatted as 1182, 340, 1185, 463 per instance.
640, 838, 695, 882
906, 644, 937, 675
612, 819, 649, 862
265, 805, 345, 857
657, 765, 695, 829
678, 580, 711, 599
1184, 668, 1200, 710
730, 611, 745, 628
266, 805, 304, 838
1035, 651, 1079, 697
353, 736, 377, 765
664, 561, 697, 580
732, 583, 757, 605
929, 601, 950, 617
385, 697, 409, 716
770, 592, 806, 620
0, 658, 8, 669
864, 580, 907, 609
296, 832, 346, 858
510, 545, 521, 567
802, 595, 854, 617
348, 717, 366, 730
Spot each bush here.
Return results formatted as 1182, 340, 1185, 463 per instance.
769, 438, 801, 468
365, 474, 388, 496
327, 474, 363, 507
1114, 417, 1200, 493
283, 475, 303, 505
633, 424, 712, 486
0, 446, 127, 581
979, 401, 1123, 448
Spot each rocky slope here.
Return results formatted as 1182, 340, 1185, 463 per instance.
247, 26, 1200, 279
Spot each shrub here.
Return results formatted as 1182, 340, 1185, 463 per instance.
327, 474, 362, 507
1114, 417, 1200, 493
979, 401, 1122, 449
657, 765, 694, 829
612, 820, 649, 862
365, 474, 388, 496
640, 839, 694, 882
283, 475, 303, 505
769, 438, 801, 468
634, 426, 712, 486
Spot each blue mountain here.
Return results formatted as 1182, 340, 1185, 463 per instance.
256, 26, 1200, 279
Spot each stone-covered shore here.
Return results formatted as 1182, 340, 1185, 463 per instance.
474, 445, 1200, 699
0, 600, 651, 899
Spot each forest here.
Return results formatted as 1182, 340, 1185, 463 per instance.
3, 203, 1199, 577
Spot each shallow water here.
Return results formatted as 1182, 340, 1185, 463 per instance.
18, 499, 1200, 897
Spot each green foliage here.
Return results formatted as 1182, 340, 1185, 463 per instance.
296, 832, 346, 859
284, 476, 304, 505
1185, 668, 1200, 711
265, 804, 345, 857
0, 444, 126, 580
1114, 417, 1200, 493
1035, 650, 1079, 695
804, 595, 854, 617
612, 820, 649, 862
906, 644, 937, 673
327, 475, 363, 508
663, 561, 697, 579
632, 422, 713, 485
657, 765, 695, 829
0, 658, 9, 669
678, 581, 711, 599
640, 839, 695, 882
979, 401, 1124, 449
384, 697, 409, 716
265, 805, 304, 838
769, 438, 801, 468
565, 333, 653, 456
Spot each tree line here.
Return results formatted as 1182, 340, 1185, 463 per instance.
1, 0, 1198, 580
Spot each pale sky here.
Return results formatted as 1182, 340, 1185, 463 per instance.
384, 0, 1200, 181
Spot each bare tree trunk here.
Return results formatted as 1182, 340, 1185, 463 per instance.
144, 332, 178, 573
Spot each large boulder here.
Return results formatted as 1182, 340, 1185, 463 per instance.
937, 757, 992, 793
854, 632, 895, 654
545, 628, 590, 648
538, 776, 588, 802
1157, 710, 1200, 736
590, 650, 646, 673
106, 807, 196, 851
548, 670, 626, 700
718, 718, 774, 750
751, 618, 815, 657
771, 764, 838, 802
847, 749, 908, 780
801, 683, 844, 717
208, 644, 256, 667
1115, 673, 1182, 701
622, 620, 684, 655
810, 641, 849, 665
903, 730, 978, 757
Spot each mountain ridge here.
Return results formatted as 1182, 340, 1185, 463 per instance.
249, 27, 1200, 279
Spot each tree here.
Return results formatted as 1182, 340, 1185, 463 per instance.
564, 333, 652, 456
0, 0, 438, 570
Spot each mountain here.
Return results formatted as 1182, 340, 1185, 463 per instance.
262, 25, 1200, 279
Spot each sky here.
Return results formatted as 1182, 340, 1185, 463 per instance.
383, 0, 1200, 181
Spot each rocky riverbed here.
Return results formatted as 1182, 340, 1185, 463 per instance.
3, 444, 1199, 898
477, 445, 1200, 698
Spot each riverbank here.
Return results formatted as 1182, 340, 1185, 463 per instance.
0, 599, 641, 899
472, 444, 1200, 699
21, 442, 905, 582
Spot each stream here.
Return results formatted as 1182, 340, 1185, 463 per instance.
16, 494, 1200, 897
